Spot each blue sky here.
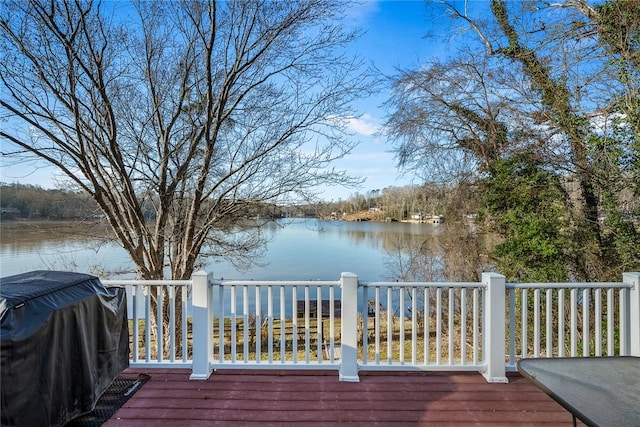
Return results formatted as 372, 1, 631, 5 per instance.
325, 0, 454, 200
0, 0, 454, 201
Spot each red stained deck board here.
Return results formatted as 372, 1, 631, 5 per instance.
141, 382, 489, 394
104, 369, 583, 426
135, 373, 548, 395
124, 396, 565, 412
110, 408, 573, 423
133, 389, 558, 405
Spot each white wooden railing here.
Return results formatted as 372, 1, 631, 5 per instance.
103, 271, 640, 383
505, 273, 640, 368
358, 281, 484, 371
102, 278, 193, 367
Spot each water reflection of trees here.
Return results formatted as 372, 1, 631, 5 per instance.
336, 224, 440, 251
0, 221, 135, 277
311, 218, 492, 282
0, 221, 115, 251
383, 219, 495, 283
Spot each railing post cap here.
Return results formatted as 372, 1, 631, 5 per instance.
192, 270, 209, 277
482, 272, 505, 279
341, 272, 357, 278
482, 272, 506, 285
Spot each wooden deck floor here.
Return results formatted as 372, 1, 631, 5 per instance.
104, 368, 583, 426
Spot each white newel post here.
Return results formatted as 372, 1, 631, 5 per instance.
340, 272, 360, 382
624, 272, 640, 357
190, 270, 213, 380
482, 272, 508, 383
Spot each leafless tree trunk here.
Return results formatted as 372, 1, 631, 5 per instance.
1, 0, 372, 355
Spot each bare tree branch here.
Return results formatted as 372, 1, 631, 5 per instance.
0, 0, 373, 280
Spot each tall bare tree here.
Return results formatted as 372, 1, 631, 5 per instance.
385, 0, 639, 281
0, 0, 370, 281
384, 53, 534, 182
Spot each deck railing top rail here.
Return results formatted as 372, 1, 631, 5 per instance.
215, 279, 341, 287
507, 282, 632, 289
363, 281, 484, 288
103, 279, 193, 287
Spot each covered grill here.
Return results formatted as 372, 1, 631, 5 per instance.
0, 271, 129, 426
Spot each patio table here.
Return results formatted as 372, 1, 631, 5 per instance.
517, 356, 640, 427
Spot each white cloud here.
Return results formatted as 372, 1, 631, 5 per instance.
344, 114, 380, 136
344, 1, 380, 27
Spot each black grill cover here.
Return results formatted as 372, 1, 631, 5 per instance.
0, 271, 129, 426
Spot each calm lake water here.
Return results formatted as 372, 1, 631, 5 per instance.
0, 219, 442, 281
